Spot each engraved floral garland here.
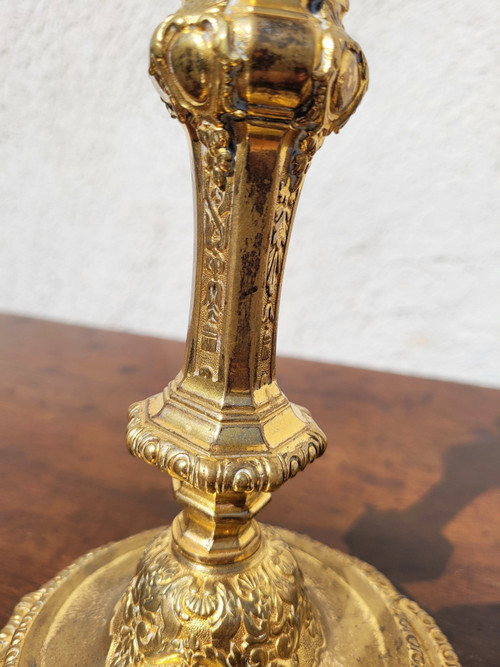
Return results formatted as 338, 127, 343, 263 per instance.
196, 119, 234, 379
106, 526, 325, 666
260, 133, 321, 370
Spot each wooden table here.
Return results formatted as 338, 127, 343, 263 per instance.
0, 314, 498, 666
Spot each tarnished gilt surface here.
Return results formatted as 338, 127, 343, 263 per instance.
0, 0, 463, 662
0, 529, 460, 666
107, 0, 368, 663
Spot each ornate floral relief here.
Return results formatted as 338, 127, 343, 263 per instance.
259, 133, 322, 373
106, 526, 325, 667
193, 119, 234, 378
0, 530, 461, 667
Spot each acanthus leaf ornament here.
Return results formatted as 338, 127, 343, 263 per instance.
106, 526, 324, 667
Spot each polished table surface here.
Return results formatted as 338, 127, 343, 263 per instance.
0, 314, 498, 666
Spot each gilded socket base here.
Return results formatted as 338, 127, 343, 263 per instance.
0, 527, 461, 666
106, 525, 325, 666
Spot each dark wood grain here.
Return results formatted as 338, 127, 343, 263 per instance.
0, 314, 498, 665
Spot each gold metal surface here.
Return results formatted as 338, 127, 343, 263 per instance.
1, 0, 461, 665
104, 0, 368, 662
0, 528, 459, 666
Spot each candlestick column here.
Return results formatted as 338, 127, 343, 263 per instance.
106, 0, 368, 664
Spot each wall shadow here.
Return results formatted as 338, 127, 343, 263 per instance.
344, 422, 500, 583
343, 420, 500, 664
433, 603, 500, 667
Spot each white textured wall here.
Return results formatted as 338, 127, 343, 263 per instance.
1, 1, 499, 387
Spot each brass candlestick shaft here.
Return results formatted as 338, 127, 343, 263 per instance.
106, 0, 367, 663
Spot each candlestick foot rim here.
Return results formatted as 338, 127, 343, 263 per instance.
0, 527, 460, 666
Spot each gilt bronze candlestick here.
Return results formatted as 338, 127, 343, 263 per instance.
0, 0, 460, 665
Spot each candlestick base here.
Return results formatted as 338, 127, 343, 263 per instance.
0, 527, 459, 666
